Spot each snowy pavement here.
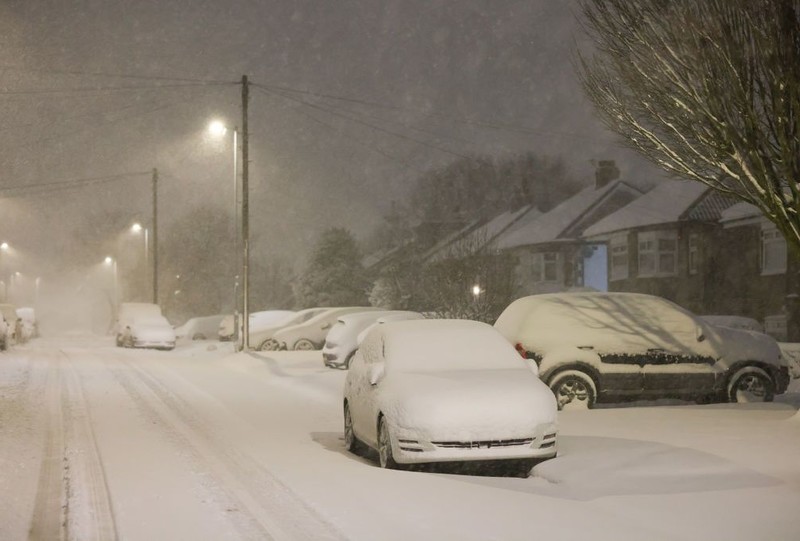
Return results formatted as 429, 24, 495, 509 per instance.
1, 335, 800, 540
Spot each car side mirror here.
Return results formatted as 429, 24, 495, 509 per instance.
369, 362, 386, 386
696, 325, 706, 342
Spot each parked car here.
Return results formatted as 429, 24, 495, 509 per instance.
323, 311, 420, 369
354, 311, 427, 348
494, 292, 791, 410
218, 310, 295, 342
115, 302, 176, 350
174, 314, 226, 341
700, 315, 765, 333
273, 307, 381, 351
0, 303, 20, 347
16, 307, 38, 341
0, 316, 7, 351
252, 308, 329, 351
344, 319, 558, 475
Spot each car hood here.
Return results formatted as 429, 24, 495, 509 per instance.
380, 369, 557, 440
131, 323, 176, 341
709, 325, 784, 366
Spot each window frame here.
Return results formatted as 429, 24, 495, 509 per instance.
637, 230, 678, 277
760, 224, 787, 276
531, 251, 561, 283
610, 234, 629, 281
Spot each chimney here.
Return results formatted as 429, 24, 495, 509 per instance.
595, 160, 620, 189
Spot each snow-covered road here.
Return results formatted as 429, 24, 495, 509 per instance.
2, 335, 800, 540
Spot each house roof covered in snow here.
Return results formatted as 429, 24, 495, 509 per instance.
583, 181, 735, 237
495, 180, 642, 249
425, 205, 541, 262
719, 201, 762, 224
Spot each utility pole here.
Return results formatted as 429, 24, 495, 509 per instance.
241, 75, 250, 351
152, 167, 159, 305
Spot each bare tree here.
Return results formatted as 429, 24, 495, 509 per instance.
577, 0, 800, 248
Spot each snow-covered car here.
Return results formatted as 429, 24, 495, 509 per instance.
217, 310, 295, 342
699, 315, 765, 333
273, 307, 381, 351
252, 308, 329, 351
354, 311, 427, 349
16, 307, 38, 341
115, 302, 175, 350
494, 292, 791, 410
322, 310, 422, 369
174, 314, 226, 341
0, 316, 7, 351
0, 303, 20, 347
344, 319, 558, 474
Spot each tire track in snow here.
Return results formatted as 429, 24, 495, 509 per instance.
115, 353, 346, 541
105, 358, 277, 541
60, 350, 119, 541
27, 350, 119, 541
27, 356, 66, 541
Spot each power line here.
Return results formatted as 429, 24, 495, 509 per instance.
0, 172, 150, 196
0, 81, 234, 97
0, 65, 236, 85
256, 86, 471, 160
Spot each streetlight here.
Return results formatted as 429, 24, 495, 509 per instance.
472, 284, 482, 298
208, 118, 242, 349
104, 256, 119, 319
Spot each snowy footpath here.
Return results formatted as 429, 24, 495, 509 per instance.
1, 335, 800, 541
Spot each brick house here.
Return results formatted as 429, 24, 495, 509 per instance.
493, 166, 643, 296
582, 181, 739, 314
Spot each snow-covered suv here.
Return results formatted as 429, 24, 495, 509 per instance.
494, 292, 791, 410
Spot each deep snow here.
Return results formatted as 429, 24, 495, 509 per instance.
1, 335, 799, 540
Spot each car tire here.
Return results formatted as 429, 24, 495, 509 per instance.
293, 338, 315, 351
115, 334, 123, 347
549, 370, 597, 411
257, 339, 277, 351
727, 366, 775, 403
192, 332, 205, 340
377, 415, 402, 470
343, 402, 363, 454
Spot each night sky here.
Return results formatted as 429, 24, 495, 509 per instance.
0, 0, 663, 276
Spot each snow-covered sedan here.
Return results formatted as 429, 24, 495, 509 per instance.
252, 308, 329, 351
174, 314, 225, 341
273, 307, 380, 351
343, 320, 558, 475
115, 302, 176, 350
494, 292, 791, 410
322, 310, 422, 369
218, 310, 295, 342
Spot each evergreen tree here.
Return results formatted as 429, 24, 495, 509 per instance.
294, 228, 370, 307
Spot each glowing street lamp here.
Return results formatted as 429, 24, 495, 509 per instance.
472, 284, 482, 298
208, 118, 244, 349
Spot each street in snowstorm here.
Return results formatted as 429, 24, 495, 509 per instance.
2, 336, 800, 541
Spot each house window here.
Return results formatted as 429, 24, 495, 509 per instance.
638, 230, 677, 277
688, 234, 699, 275
610, 235, 628, 281
532, 252, 560, 282
761, 225, 787, 275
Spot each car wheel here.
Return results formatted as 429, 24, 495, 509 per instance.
115, 334, 123, 347
192, 332, 205, 340
258, 338, 278, 351
343, 402, 362, 453
343, 351, 356, 370
293, 338, 315, 351
549, 370, 596, 411
377, 416, 402, 470
728, 367, 775, 403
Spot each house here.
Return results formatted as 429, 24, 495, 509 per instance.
494, 162, 644, 296
581, 180, 740, 317
715, 202, 798, 340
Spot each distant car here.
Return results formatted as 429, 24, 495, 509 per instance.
494, 292, 791, 410
115, 302, 175, 350
273, 307, 381, 351
700, 315, 764, 333
252, 308, 329, 351
344, 319, 558, 475
324, 311, 424, 369
0, 317, 7, 351
16, 307, 38, 341
175, 314, 226, 341
0, 303, 20, 347
218, 310, 295, 342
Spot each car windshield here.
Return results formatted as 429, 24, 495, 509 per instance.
385, 323, 525, 373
